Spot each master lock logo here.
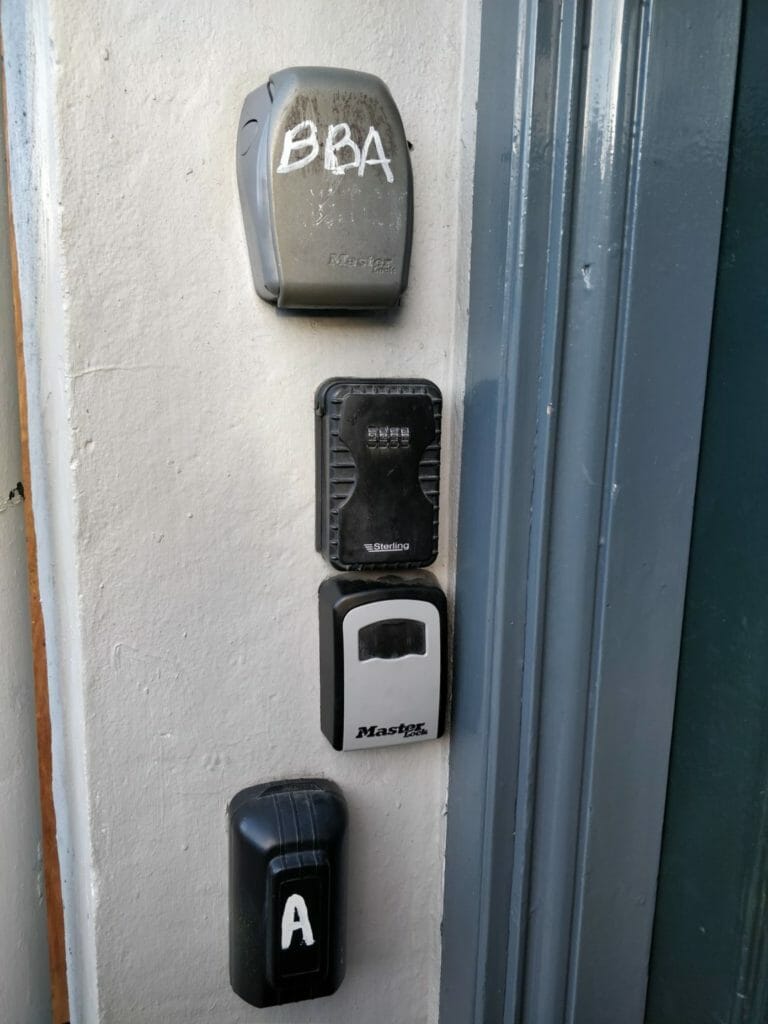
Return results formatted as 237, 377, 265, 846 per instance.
328, 253, 397, 275
356, 723, 428, 739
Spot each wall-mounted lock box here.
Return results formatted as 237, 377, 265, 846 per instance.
319, 573, 447, 750
237, 66, 413, 309
229, 779, 347, 1008
315, 378, 442, 570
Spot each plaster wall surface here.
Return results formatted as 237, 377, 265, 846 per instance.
3, 1, 480, 1021
0, 79, 52, 1023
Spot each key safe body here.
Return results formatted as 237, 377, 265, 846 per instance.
229, 779, 347, 1008
237, 66, 413, 309
319, 573, 447, 751
315, 378, 442, 571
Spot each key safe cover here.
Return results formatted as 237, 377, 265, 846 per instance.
315, 378, 442, 570
229, 779, 347, 1008
236, 66, 413, 309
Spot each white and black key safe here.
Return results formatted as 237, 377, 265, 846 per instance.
319, 573, 447, 750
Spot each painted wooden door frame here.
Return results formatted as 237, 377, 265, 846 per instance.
440, 1, 742, 1022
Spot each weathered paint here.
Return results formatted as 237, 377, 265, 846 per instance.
441, 0, 741, 1022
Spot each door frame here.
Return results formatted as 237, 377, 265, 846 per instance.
439, 1, 742, 1022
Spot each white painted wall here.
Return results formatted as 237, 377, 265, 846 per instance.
0, 76, 52, 1023
3, 1, 480, 1021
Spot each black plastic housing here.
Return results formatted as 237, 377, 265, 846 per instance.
315, 378, 442, 570
229, 779, 347, 1008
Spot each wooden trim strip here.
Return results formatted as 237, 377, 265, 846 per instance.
1, 48, 71, 1024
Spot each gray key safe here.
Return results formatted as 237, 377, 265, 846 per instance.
236, 66, 413, 310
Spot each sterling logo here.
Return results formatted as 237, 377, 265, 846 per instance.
363, 541, 410, 553
357, 723, 428, 739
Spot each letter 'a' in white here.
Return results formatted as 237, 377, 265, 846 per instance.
277, 120, 319, 173
358, 126, 394, 183
281, 893, 316, 950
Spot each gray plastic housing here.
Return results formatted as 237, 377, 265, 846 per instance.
236, 67, 413, 310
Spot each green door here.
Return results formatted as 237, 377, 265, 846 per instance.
645, 1, 768, 1020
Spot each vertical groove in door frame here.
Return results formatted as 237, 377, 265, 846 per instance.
439, 1, 587, 1020
560, 3, 741, 1019
1, 45, 70, 1024
440, 1, 742, 1022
